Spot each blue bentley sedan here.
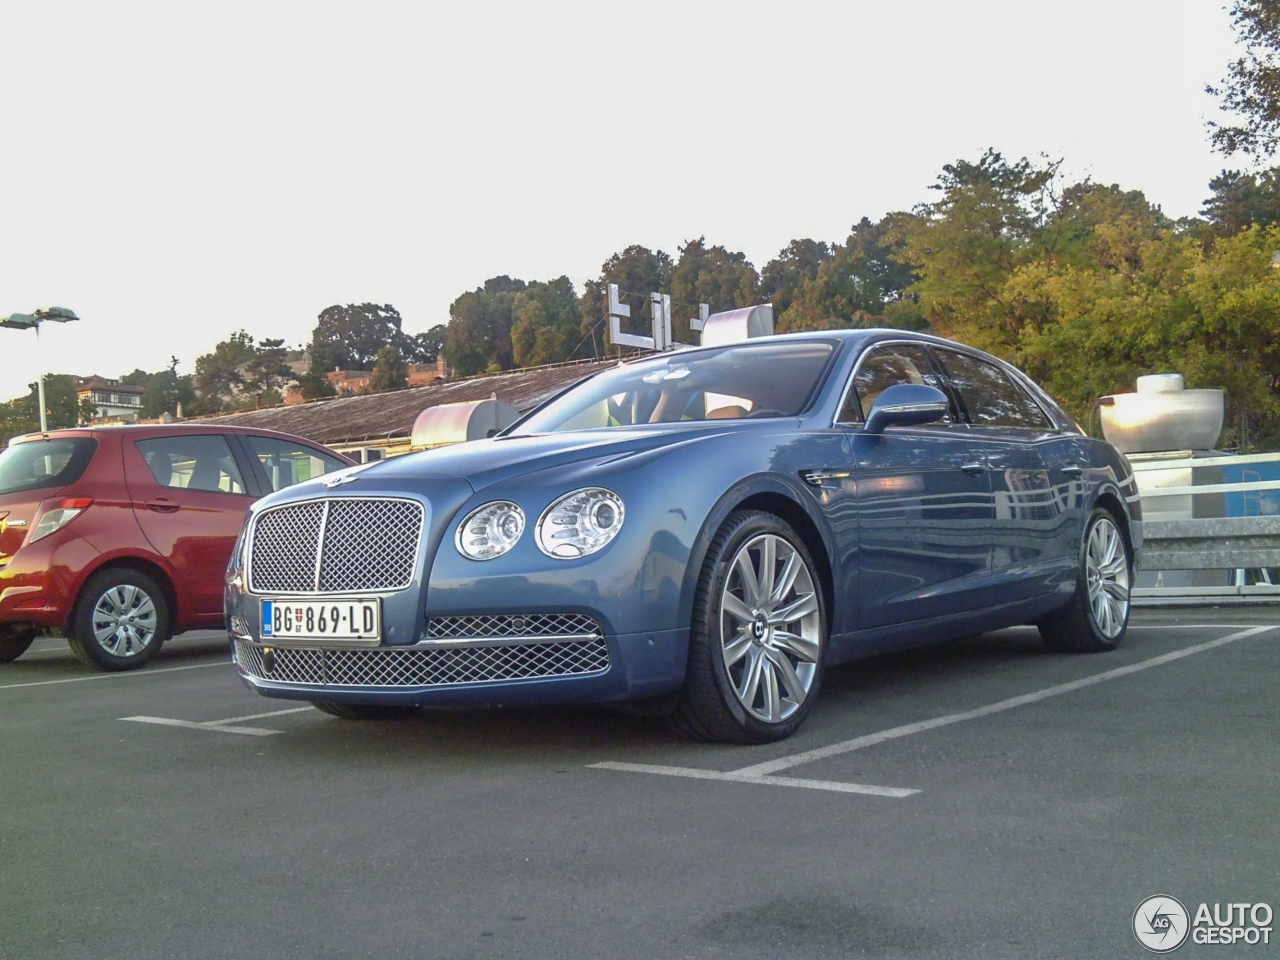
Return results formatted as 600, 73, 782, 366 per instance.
225, 330, 1142, 743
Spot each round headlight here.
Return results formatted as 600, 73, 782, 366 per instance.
536, 488, 625, 559
455, 501, 526, 561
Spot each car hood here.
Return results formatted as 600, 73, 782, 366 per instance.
358, 422, 773, 491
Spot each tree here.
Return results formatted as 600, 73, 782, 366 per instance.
776, 218, 921, 333
295, 369, 337, 401
759, 239, 832, 319
246, 337, 293, 399
141, 370, 197, 418
669, 238, 760, 341
309, 303, 408, 373
510, 277, 582, 367
191, 330, 258, 414
365, 344, 409, 393
1201, 167, 1280, 235
406, 324, 449, 364
1208, 1, 1280, 156
445, 277, 526, 377
579, 245, 674, 355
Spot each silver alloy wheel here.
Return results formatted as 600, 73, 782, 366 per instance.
719, 533, 821, 723
91, 584, 159, 657
1085, 516, 1130, 640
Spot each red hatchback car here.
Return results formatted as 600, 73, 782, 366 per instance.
0, 424, 351, 671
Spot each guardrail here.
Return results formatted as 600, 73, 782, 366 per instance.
1129, 451, 1280, 604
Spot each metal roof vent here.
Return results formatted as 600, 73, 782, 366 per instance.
410, 397, 520, 449
700, 304, 774, 347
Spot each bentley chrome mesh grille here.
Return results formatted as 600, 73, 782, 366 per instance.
426, 613, 599, 640
248, 498, 424, 594
234, 635, 610, 687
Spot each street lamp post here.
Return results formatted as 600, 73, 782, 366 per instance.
0, 307, 81, 432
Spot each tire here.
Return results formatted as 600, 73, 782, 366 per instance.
0, 626, 38, 663
672, 510, 827, 744
66, 569, 171, 671
1039, 507, 1133, 653
311, 701, 420, 720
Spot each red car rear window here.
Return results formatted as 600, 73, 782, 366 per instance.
0, 438, 98, 496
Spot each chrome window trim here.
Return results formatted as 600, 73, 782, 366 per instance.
245, 495, 425, 596
832, 338, 961, 429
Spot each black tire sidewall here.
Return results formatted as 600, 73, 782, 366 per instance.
0, 626, 38, 663
71, 569, 171, 670
702, 513, 827, 741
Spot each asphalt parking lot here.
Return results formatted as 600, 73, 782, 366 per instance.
2, 609, 1276, 960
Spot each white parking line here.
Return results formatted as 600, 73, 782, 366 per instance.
120, 705, 314, 737
730, 624, 1275, 777
588, 624, 1276, 795
588, 762, 918, 797
0, 661, 225, 690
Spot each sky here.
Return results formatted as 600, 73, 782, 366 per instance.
0, 0, 1247, 401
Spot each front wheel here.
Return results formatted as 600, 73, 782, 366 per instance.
1039, 507, 1132, 653
672, 511, 827, 744
67, 569, 171, 671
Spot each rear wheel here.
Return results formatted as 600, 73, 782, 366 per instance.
311, 701, 420, 720
67, 569, 170, 671
672, 511, 826, 744
0, 625, 38, 663
1039, 507, 1132, 653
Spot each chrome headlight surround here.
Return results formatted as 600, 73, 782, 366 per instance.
455, 501, 526, 561
535, 487, 625, 560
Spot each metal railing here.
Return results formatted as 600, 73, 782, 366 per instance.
1130, 451, 1280, 604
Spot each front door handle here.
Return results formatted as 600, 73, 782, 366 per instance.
1062, 463, 1083, 477
144, 498, 180, 513
960, 461, 987, 475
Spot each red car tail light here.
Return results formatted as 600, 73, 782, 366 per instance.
28, 498, 94, 544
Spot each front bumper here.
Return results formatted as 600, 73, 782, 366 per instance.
231, 625, 688, 706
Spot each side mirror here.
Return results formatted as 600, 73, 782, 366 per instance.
864, 384, 949, 435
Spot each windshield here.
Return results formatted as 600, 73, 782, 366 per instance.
0, 437, 98, 497
513, 340, 837, 435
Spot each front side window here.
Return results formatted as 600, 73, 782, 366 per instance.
0, 438, 98, 496
840, 343, 950, 424
512, 341, 836, 435
245, 436, 346, 492
933, 349, 1051, 429
135, 435, 247, 495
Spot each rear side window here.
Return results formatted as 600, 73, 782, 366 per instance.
841, 343, 950, 424
0, 438, 98, 496
245, 436, 346, 492
933, 349, 1051, 429
135, 435, 247, 495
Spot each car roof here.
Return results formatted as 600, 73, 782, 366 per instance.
9, 422, 347, 450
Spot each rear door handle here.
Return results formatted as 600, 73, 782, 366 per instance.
960, 461, 987, 475
144, 498, 180, 513
1062, 464, 1083, 477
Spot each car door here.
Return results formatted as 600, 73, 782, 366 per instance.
930, 347, 1082, 602
123, 433, 259, 618
838, 342, 994, 629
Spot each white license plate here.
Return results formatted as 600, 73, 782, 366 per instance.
260, 599, 381, 643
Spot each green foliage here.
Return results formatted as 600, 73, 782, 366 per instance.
366, 345, 409, 393
669, 238, 760, 342
406, 325, 449, 364
446, 277, 526, 377
191, 330, 257, 414
759, 239, 832, 319
776, 219, 919, 333
511, 277, 582, 367
309, 304, 408, 373
0, 376, 85, 444
295, 369, 337, 401
1201, 167, 1280, 236
1208, 1, 1280, 156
